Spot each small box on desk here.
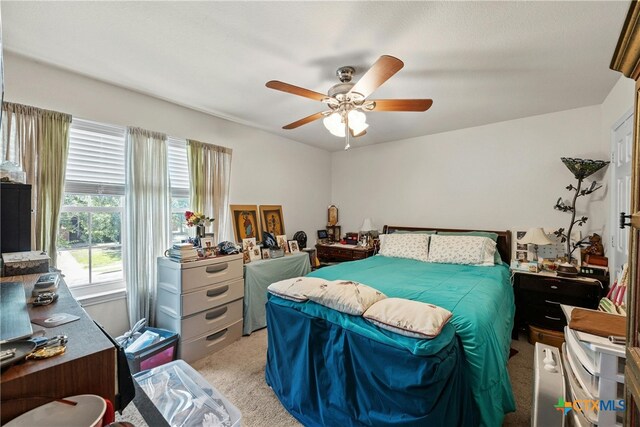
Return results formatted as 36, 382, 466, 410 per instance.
1, 251, 49, 276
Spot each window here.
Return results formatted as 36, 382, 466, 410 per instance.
168, 137, 190, 242
58, 119, 126, 289
57, 120, 191, 290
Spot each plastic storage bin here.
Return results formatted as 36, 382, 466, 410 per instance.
133, 360, 241, 427
125, 327, 178, 374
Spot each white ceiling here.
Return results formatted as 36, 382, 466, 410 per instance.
1, 1, 630, 151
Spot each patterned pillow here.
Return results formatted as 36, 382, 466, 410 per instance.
427, 235, 496, 266
306, 280, 387, 316
363, 298, 452, 339
438, 231, 502, 264
379, 233, 430, 262
267, 276, 329, 302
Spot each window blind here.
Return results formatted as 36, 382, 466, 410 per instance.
65, 118, 126, 195
167, 137, 189, 198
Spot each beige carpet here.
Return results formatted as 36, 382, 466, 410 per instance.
117, 329, 534, 426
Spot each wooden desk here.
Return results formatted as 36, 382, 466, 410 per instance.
0, 274, 116, 423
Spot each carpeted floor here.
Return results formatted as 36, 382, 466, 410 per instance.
117, 329, 534, 426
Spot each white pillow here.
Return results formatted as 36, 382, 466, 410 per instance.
427, 235, 496, 266
379, 233, 430, 262
363, 298, 452, 339
305, 280, 387, 315
267, 276, 329, 302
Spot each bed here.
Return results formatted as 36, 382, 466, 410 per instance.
265, 226, 516, 427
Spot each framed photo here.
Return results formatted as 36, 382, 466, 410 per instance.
288, 240, 300, 253
249, 246, 262, 261
230, 205, 261, 242
327, 204, 338, 226
276, 235, 289, 253
201, 237, 215, 257
261, 248, 271, 260
317, 229, 328, 239
260, 205, 285, 236
242, 237, 257, 252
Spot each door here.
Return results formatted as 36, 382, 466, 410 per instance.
612, 110, 634, 279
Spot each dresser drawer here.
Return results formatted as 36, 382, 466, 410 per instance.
157, 298, 243, 341
157, 255, 243, 294
521, 302, 567, 331
520, 289, 597, 308
156, 277, 244, 318
180, 319, 242, 363
182, 278, 244, 317
518, 274, 600, 299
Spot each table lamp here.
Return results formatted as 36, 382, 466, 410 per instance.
518, 228, 553, 262
360, 218, 374, 247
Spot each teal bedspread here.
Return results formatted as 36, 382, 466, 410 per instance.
307, 255, 516, 427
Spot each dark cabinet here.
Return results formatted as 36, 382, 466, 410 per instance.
513, 272, 602, 333
1, 183, 31, 253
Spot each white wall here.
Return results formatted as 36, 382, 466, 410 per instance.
331, 105, 611, 243
5, 52, 331, 335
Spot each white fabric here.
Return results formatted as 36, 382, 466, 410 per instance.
305, 280, 387, 316
363, 297, 452, 338
267, 276, 331, 302
124, 127, 171, 327
427, 235, 496, 265
379, 233, 429, 262
187, 140, 233, 243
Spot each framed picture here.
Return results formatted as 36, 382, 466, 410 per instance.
249, 246, 262, 261
230, 205, 261, 242
288, 240, 300, 253
261, 248, 271, 260
242, 248, 251, 264
317, 229, 328, 239
276, 235, 289, 253
242, 237, 257, 252
327, 204, 338, 226
260, 205, 285, 236
201, 237, 215, 257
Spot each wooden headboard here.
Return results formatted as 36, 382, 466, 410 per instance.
382, 225, 512, 265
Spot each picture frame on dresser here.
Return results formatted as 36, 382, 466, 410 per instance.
260, 205, 285, 236
230, 204, 261, 242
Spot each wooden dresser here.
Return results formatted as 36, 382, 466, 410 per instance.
155, 254, 244, 363
315, 243, 375, 264
0, 274, 116, 424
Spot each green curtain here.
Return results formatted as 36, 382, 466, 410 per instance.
36, 110, 71, 266
1, 102, 71, 265
186, 139, 232, 243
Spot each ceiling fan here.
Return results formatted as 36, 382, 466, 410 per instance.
266, 55, 433, 150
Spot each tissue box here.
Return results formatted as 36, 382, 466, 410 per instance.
2, 251, 50, 276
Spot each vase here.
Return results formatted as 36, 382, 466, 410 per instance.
196, 225, 206, 238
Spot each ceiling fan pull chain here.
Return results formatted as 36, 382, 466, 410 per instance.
344, 114, 351, 150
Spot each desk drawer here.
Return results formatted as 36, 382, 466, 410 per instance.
180, 319, 242, 363
521, 302, 567, 331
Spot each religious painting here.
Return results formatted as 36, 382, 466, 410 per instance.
230, 205, 261, 243
260, 205, 285, 236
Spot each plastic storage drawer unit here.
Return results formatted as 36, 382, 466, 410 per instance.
134, 359, 241, 427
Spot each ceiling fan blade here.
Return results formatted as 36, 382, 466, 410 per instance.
350, 129, 367, 138
283, 112, 325, 129
349, 55, 404, 99
266, 80, 327, 101
370, 99, 433, 112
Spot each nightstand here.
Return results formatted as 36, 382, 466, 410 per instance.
513, 271, 604, 334
315, 243, 374, 264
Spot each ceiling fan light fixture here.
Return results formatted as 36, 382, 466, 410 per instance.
347, 109, 366, 125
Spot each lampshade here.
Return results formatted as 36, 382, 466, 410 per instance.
360, 218, 374, 232
518, 228, 553, 246
560, 158, 609, 180
323, 110, 368, 139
